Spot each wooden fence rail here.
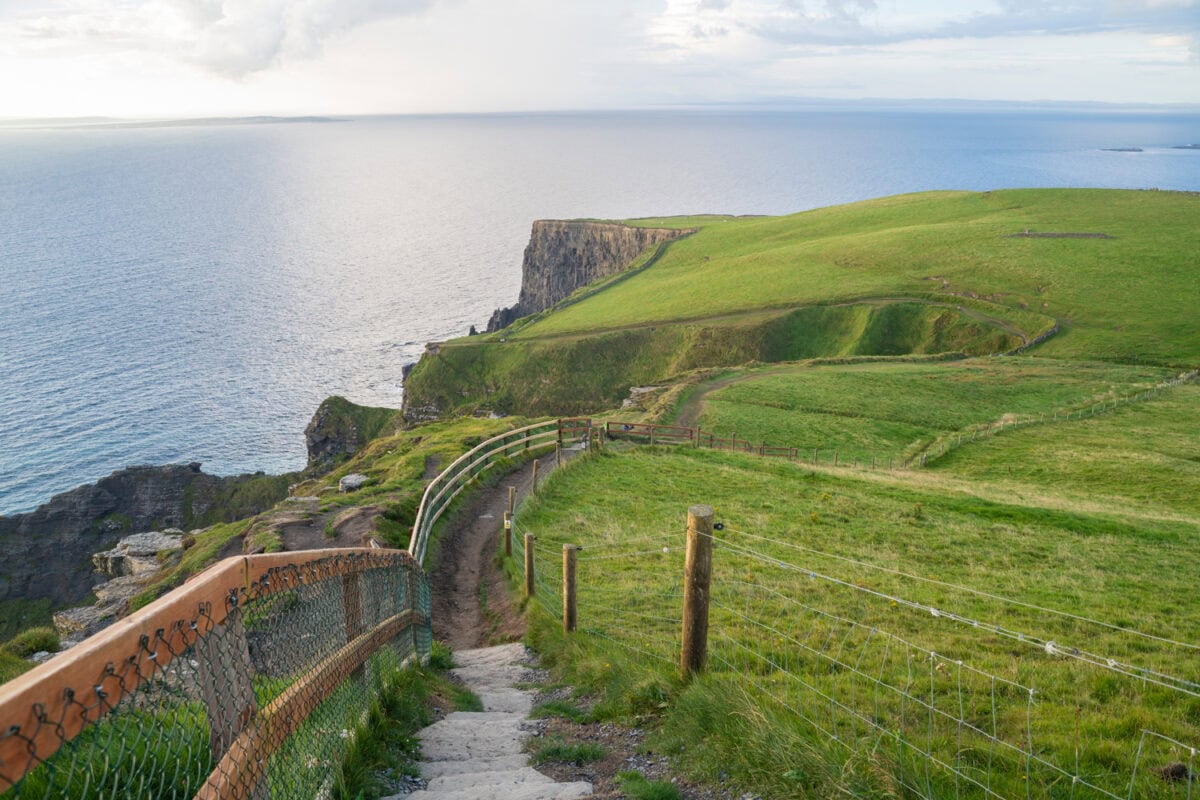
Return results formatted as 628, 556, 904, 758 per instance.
0, 549, 429, 796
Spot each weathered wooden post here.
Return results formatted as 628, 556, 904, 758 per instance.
650, 426, 656, 446
503, 511, 513, 557
680, 504, 714, 681
834, 450, 839, 467
194, 608, 258, 763
343, 572, 365, 679
555, 442, 562, 468
532, 458, 540, 491
508, 486, 516, 517
524, 532, 536, 598
813, 447, 818, 464
563, 544, 577, 634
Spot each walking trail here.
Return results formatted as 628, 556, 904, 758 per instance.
404, 449, 595, 799
405, 643, 592, 800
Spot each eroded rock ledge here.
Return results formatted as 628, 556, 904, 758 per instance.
486, 220, 691, 332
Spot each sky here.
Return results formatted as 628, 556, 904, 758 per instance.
0, 0, 1197, 118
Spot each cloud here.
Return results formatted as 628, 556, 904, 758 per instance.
9, 0, 437, 78
649, 0, 1200, 50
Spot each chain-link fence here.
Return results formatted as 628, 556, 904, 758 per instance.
0, 549, 430, 799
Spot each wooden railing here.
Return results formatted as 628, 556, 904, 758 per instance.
0, 548, 429, 797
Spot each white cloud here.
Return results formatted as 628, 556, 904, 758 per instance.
644, 0, 1200, 49
7, 0, 437, 77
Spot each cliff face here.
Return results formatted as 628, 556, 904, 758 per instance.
0, 464, 277, 606
486, 221, 691, 332
304, 396, 401, 471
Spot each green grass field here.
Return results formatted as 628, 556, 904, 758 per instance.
687, 357, 1174, 464
928, 382, 1200, 517
515, 446, 1200, 799
513, 190, 1199, 365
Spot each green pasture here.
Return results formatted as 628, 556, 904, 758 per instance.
930, 381, 1200, 517
513, 189, 1200, 365
689, 357, 1173, 463
514, 446, 1200, 799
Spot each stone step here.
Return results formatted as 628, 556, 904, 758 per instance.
426, 765, 552, 791
404, 781, 593, 800
408, 644, 593, 800
476, 687, 534, 713
419, 754, 530, 778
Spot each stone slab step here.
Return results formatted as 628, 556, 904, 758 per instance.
419, 712, 529, 761
477, 687, 534, 713
404, 781, 593, 800
419, 754, 530, 778
426, 766, 553, 791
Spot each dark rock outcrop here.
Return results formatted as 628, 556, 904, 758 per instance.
304, 396, 400, 471
0, 464, 273, 607
486, 220, 691, 332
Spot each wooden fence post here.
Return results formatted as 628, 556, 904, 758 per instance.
508, 486, 515, 517
834, 450, 839, 467
681, 504, 714, 681
525, 532, 536, 599
563, 545, 577, 634
194, 608, 258, 764
532, 458, 540, 491
503, 511, 513, 557
813, 448, 818, 464
555, 442, 562, 468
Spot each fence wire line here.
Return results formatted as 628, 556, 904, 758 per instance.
508, 504, 1197, 799
708, 584, 1191, 800
709, 532, 1200, 697
722, 524, 1200, 653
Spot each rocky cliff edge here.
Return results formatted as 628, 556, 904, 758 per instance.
486, 220, 692, 332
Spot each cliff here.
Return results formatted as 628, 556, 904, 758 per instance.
304, 395, 401, 471
486, 220, 691, 332
0, 463, 288, 607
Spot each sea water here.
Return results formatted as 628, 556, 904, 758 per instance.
1, 109, 1197, 515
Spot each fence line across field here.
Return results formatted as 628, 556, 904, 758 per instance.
721, 524, 1200, 653
508, 495, 1200, 800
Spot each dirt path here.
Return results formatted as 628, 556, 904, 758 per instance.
429, 454, 551, 650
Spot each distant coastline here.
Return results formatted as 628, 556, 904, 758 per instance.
0, 115, 344, 131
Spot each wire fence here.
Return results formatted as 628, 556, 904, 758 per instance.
0, 549, 431, 799
509, 507, 1200, 799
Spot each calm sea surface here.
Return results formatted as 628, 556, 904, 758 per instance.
1, 110, 1198, 515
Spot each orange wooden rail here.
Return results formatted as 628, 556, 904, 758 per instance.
0, 548, 421, 792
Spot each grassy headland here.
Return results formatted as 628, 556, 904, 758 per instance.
407, 189, 1198, 421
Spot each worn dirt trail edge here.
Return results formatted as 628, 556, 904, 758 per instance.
405, 643, 593, 800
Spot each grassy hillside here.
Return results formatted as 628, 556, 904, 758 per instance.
927, 381, 1200, 517
687, 357, 1174, 463
516, 190, 1198, 365
515, 445, 1200, 799
430, 188, 1200, 797
407, 303, 1021, 418
407, 190, 1198, 423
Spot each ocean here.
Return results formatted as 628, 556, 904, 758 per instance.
1, 109, 1197, 515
